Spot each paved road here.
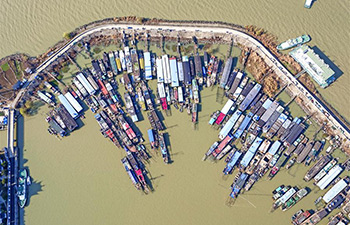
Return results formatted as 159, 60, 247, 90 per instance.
8, 22, 350, 143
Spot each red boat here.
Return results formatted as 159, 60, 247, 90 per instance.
215, 113, 226, 125
207, 56, 216, 75
97, 79, 109, 96
71, 90, 78, 99
192, 103, 197, 123
212, 134, 233, 158
160, 98, 168, 110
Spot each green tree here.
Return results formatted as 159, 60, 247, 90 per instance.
25, 100, 33, 109
63, 32, 72, 40
19, 107, 27, 116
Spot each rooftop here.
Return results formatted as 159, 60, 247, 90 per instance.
290, 45, 335, 88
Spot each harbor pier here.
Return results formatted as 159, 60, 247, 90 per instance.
4, 108, 19, 225
7, 20, 350, 151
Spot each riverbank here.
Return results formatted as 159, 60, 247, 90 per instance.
1, 17, 348, 154
1, 0, 348, 122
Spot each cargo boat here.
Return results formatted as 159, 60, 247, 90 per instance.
126, 151, 148, 191
159, 133, 169, 164
203, 142, 219, 161
304, 154, 332, 182
285, 157, 296, 169
281, 188, 309, 211
229, 173, 249, 199
192, 103, 198, 123
124, 93, 138, 122
223, 151, 242, 175
272, 185, 285, 195
293, 210, 312, 225
273, 185, 291, 200
212, 134, 233, 159
314, 159, 337, 182
277, 35, 311, 51
244, 172, 259, 191
209, 110, 220, 125
147, 129, 157, 149
17, 169, 28, 208
121, 157, 142, 190
296, 141, 314, 163
216, 145, 232, 160
268, 154, 288, 179
272, 187, 298, 210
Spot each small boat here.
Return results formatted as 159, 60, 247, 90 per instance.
136, 87, 147, 111
277, 35, 311, 51
216, 145, 232, 160
223, 151, 242, 175
159, 133, 169, 164
192, 103, 198, 123
272, 187, 298, 210
209, 110, 220, 125
245, 173, 259, 191
281, 188, 309, 211
304, 0, 313, 8
292, 209, 304, 221
273, 185, 291, 200
203, 142, 219, 161
229, 173, 249, 199
272, 185, 285, 195
286, 157, 296, 169
225, 149, 236, 163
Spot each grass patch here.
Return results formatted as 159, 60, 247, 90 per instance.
1, 63, 10, 72
57, 74, 63, 80
282, 62, 297, 75
13, 60, 22, 80
61, 66, 70, 73
93, 47, 101, 54
49, 80, 59, 87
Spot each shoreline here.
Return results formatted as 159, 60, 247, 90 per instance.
0, 17, 348, 151
1, 16, 349, 225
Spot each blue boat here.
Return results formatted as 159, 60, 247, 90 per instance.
147, 129, 156, 149
230, 173, 249, 199
233, 112, 253, 139
202, 66, 207, 78
159, 133, 169, 164
223, 151, 242, 175
121, 157, 141, 190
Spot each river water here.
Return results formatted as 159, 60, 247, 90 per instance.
0, 1, 349, 224
0, 0, 349, 121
